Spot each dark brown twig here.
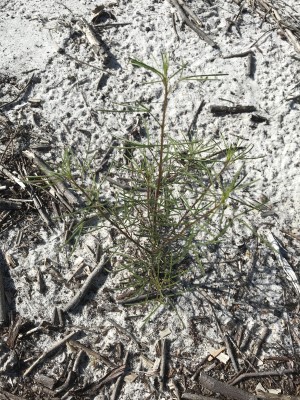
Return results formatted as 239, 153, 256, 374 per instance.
187, 100, 205, 141
231, 369, 296, 386
172, 12, 181, 41
159, 338, 167, 391
210, 105, 256, 115
0, 74, 35, 110
0, 263, 7, 326
246, 52, 255, 78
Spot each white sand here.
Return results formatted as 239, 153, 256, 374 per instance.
1, 0, 300, 398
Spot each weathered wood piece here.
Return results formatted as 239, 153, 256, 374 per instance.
35, 374, 56, 390
0, 391, 27, 400
64, 255, 108, 312
182, 394, 219, 400
249, 326, 270, 365
198, 372, 258, 400
7, 315, 23, 348
0, 165, 25, 189
167, 0, 217, 48
77, 18, 108, 61
223, 50, 253, 59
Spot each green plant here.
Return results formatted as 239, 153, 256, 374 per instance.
52, 55, 259, 305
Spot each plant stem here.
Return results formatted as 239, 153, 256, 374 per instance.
153, 78, 169, 232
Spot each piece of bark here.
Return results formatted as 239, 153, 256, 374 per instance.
210, 105, 256, 115
249, 326, 270, 366
198, 372, 258, 400
35, 374, 56, 390
251, 114, 269, 124
6, 315, 23, 348
182, 394, 219, 400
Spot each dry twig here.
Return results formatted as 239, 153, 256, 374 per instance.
210, 105, 256, 114
167, 0, 217, 48
0, 262, 7, 326
64, 255, 109, 312
68, 339, 115, 368
231, 368, 296, 386
23, 331, 78, 376
0, 74, 35, 110
111, 351, 129, 400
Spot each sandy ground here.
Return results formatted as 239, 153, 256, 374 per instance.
0, 0, 300, 399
